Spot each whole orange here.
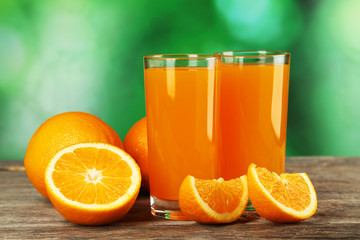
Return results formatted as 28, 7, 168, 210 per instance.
24, 111, 123, 199
123, 117, 149, 192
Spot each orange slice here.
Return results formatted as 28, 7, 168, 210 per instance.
44, 143, 141, 225
247, 163, 317, 223
178, 175, 248, 224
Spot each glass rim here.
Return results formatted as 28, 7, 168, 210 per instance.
144, 53, 219, 60
214, 50, 290, 58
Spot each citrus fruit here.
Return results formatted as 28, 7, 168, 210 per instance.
24, 111, 123, 199
123, 117, 149, 192
44, 143, 141, 225
178, 175, 248, 224
247, 163, 317, 223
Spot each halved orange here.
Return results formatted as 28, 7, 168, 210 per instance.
44, 143, 141, 225
247, 163, 317, 223
178, 175, 248, 224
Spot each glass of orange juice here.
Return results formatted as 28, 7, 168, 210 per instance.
144, 54, 219, 220
215, 50, 290, 208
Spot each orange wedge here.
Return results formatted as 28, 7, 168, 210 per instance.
44, 143, 141, 225
247, 163, 317, 223
178, 175, 248, 224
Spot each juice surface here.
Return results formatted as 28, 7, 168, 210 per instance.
218, 63, 290, 179
145, 67, 218, 201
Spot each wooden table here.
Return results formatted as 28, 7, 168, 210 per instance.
1, 157, 359, 239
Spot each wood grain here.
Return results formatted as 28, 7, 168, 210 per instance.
1, 157, 359, 239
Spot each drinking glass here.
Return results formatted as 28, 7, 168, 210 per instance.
144, 54, 219, 219
215, 51, 290, 209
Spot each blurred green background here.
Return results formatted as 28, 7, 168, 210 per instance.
1, 0, 360, 160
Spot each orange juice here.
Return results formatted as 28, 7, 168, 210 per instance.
144, 67, 218, 201
218, 62, 290, 179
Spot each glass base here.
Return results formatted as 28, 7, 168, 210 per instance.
150, 196, 255, 220
246, 199, 255, 210
150, 195, 189, 220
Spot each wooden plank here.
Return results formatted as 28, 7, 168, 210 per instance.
0, 157, 359, 239
0, 160, 24, 171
